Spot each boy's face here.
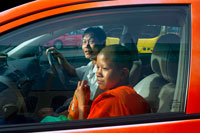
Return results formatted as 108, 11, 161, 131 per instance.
82, 33, 102, 60
96, 53, 122, 90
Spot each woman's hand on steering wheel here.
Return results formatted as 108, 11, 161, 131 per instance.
46, 47, 66, 65
46, 47, 70, 88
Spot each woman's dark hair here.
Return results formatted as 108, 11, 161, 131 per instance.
83, 27, 106, 45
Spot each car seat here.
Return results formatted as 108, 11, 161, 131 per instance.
120, 33, 142, 87
134, 34, 180, 113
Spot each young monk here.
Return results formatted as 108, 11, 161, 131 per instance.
76, 45, 150, 119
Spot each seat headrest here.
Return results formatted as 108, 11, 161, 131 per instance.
151, 34, 180, 83
120, 33, 139, 61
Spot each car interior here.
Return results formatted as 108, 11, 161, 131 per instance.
134, 34, 181, 113
0, 5, 189, 125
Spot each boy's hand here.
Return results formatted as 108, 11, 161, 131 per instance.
75, 80, 90, 119
75, 80, 90, 107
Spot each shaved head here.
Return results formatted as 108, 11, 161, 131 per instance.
98, 45, 133, 70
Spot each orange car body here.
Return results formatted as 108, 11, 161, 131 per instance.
0, 0, 200, 132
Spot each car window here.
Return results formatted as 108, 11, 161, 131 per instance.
43, 25, 123, 58
137, 25, 182, 53
0, 4, 189, 130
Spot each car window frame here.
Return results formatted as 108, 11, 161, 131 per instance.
0, 4, 193, 132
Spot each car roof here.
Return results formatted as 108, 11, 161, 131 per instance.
0, 0, 193, 34
0, 0, 97, 25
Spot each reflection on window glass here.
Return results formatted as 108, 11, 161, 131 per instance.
0, 5, 188, 127
137, 25, 182, 53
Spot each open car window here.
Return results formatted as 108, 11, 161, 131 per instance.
0, 4, 189, 132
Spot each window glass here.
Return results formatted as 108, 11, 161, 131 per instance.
0, 5, 189, 128
137, 25, 182, 53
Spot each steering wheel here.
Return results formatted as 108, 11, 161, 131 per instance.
47, 50, 70, 88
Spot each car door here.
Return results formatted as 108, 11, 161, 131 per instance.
0, 0, 200, 132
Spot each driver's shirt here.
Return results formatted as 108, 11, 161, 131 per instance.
76, 61, 99, 100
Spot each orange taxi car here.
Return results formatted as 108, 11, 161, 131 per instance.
0, 0, 200, 132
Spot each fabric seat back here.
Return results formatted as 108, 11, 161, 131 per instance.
120, 33, 141, 87
134, 34, 180, 113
